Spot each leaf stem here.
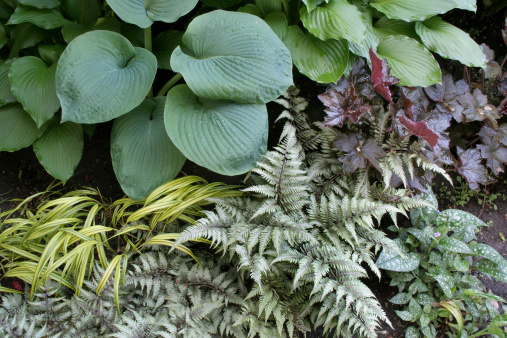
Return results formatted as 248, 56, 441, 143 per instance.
145, 26, 153, 98
157, 73, 183, 97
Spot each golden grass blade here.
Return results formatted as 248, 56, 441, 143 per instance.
96, 254, 123, 296
0, 286, 24, 294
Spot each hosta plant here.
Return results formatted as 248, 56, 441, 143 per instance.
376, 189, 507, 337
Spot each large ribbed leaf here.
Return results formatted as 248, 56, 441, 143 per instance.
416, 16, 485, 68
454, 0, 476, 11
300, 0, 365, 43
0, 59, 17, 106
111, 97, 186, 201
0, 103, 43, 151
56, 30, 157, 124
33, 121, 83, 183
63, 0, 101, 28
9, 23, 48, 58
61, 17, 121, 43
0, 24, 8, 49
347, 8, 379, 60
18, 0, 60, 9
373, 16, 419, 41
105, 0, 198, 28
284, 25, 348, 83
9, 56, 60, 127
164, 85, 268, 175
171, 10, 293, 104
376, 36, 441, 87
7, 5, 71, 29
38, 44, 66, 65
153, 30, 183, 70
370, 0, 458, 22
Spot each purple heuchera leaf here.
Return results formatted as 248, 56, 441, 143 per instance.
458, 89, 500, 127
478, 125, 507, 174
399, 115, 439, 149
369, 48, 399, 104
334, 133, 386, 174
401, 87, 430, 120
456, 147, 493, 190
319, 84, 373, 127
425, 74, 468, 122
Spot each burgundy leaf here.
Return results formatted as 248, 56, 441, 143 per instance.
399, 115, 439, 149
457, 147, 493, 190
369, 48, 399, 103
400, 87, 430, 120
11, 280, 23, 291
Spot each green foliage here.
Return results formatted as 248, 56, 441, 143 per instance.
377, 188, 507, 337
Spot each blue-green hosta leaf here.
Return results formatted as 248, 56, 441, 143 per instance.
263, 12, 288, 41
56, 30, 157, 124
9, 56, 59, 127
61, 17, 121, 43
111, 97, 186, 201
410, 190, 438, 227
18, 0, 60, 9
105, 0, 198, 29
376, 247, 420, 272
300, 0, 365, 43
416, 16, 486, 68
0, 103, 43, 151
435, 209, 486, 229
0, 59, 17, 106
284, 25, 348, 83
7, 5, 71, 29
9, 23, 48, 58
476, 260, 507, 283
33, 121, 83, 183
164, 85, 268, 176
376, 35, 441, 87
171, 10, 293, 104
370, 0, 459, 22
0, 24, 8, 49
63, 0, 101, 28
453, 0, 476, 11
470, 243, 506, 264
38, 44, 66, 65
389, 292, 412, 304
437, 237, 472, 254
153, 30, 183, 70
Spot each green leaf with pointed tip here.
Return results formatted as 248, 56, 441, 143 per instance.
284, 25, 348, 83
63, 0, 101, 28
470, 243, 505, 264
61, 17, 121, 43
263, 12, 288, 41
416, 16, 486, 68
302, 0, 326, 12
370, 0, 458, 22
0, 24, 8, 49
373, 16, 419, 41
171, 10, 293, 104
152, 30, 183, 70
9, 56, 59, 128
454, 255, 469, 272
7, 5, 71, 29
111, 97, 186, 201
33, 120, 83, 183
18, 0, 60, 9
56, 30, 157, 124
0, 103, 43, 151
105, 0, 199, 29
0, 59, 17, 106
476, 260, 507, 283
347, 9, 379, 60
300, 0, 365, 43
9, 23, 48, 58
165, 85, 268, 175
376, 35, 441, 87
38, 44, 66, 65
435, 209, 487, 229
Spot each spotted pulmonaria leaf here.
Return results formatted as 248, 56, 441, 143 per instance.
433, 274, 454, 298
437, 237, 472, 254
334, 133, 386, 173
469, 243, 506, 265
390, 292, 412, 305
399, 115, 438, 149
409, 189, 438, 227
456, 147, 493, 190
319, 85, 373, 127
457, 89, 501, 128
376, 244, 420, 272
476, 260, 507, 283
369, 48, 399, 103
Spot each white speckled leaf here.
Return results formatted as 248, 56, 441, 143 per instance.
389, 292, 411, 305
405, 326, 419, 338
433, 274, 454, 298
453, 255, 470, 272
408, 298, 422, 319
105, 0, 198, 28
376, 35, 441, 87
0, 103, 43, 151
33, 120, 83, 183
164, 85, 268, 176
171, 10, 293, 104
9, 56, 60, 127
284, 25, 348, 83
56, 30, 157, 124
370, 0, 459, 22
111, 97, 186, 201
416, 16, 486, 68
376, 246, 420, 272
300, 0, 365, 43
470, 243, 505, 264
410, 190, 438, 227
435, 209, 487, 229
476, 260, 507, 283
437, 237, 472, 254
396, 310, 414, 322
